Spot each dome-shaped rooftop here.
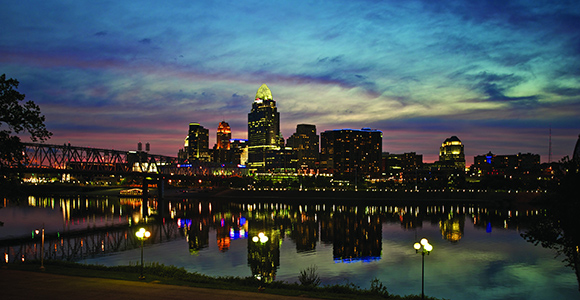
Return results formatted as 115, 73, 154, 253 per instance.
255, 84, 273, 101
445, 136, 461, 143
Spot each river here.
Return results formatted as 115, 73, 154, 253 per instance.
1, 192, 578, 300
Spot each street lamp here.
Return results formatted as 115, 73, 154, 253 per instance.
413, 238, 433, 300
135, 227, 151, 280
34, 225, 45, 271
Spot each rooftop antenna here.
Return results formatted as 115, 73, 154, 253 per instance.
548, 125, 552, 163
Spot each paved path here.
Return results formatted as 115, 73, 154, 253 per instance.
0, 269, 317, 300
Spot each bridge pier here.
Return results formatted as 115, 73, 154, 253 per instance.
157, 177, 164, 199
142, 177, 149, 198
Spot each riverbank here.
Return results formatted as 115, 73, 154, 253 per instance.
1, 262, 440, 300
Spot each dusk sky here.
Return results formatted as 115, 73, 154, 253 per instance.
2, 0, 579, 163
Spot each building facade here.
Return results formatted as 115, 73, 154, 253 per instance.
320, 128, 382, 178
473, 152, 540, 174
248, 84, 282, 170
216, 121, 231, 150
286, 124, 319, 172
439, 136, 465, 170
187, 123, 209, 161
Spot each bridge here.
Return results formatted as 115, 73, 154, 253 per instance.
1, 221, 183, 264
20, 142, 179, 174
6, 142, 246, 178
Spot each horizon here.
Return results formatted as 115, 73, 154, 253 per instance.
2, 1, 579, 163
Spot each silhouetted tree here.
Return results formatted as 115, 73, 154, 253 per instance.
521, 158, 580, 291
1, 74, 52, 186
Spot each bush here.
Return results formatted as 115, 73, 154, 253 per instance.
298, 265, 321, 287
370, 278, 390, 297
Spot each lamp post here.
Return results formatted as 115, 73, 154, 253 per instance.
413, 238, 433, 300
135, 227, 151, 280
251, 232, 269, 282
34, 225, 45, 271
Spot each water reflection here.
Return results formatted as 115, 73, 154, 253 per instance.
1, 195, 578, 299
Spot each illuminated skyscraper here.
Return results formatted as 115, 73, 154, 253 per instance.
248, 84, 281, 170
213, 121, 232, 163
217, 121, 231, 150
320, 128, 382, 178
439, 136, 465, 169
187, 123, 209, 161
286, 124, 319, 171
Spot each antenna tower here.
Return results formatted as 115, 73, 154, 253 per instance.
548, 126, 552, 163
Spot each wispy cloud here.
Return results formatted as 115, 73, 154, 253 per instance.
1, 0, 578, 161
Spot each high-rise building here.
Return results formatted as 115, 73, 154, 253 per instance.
439, 136, 465, 169
286, 124, 319, 171
320, 128, 382, 178
187, 123, 209, 161
216, 121, 231, 150
213, 121, 232, 163
248, 84, 282, 170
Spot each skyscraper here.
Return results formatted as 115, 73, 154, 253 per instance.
439, 136, 465, 169
187, 123, 209, 161
213, 121, 232, 163
248, 84, 281, 170
286, 124, 319, 171
216, 121, 231, 150
320, 128, 382, 178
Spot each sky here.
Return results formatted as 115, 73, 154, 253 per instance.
1, 0, 579, 163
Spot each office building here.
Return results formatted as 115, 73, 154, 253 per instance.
286, 124, 319, 172
248, 84, 282, 170
320, 128, 382, 178
473, 152, 540, 173
187, 123, 209, 161
216, 121, 231, 150
439, 136, 465, 170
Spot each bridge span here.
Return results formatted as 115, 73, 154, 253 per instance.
8, 142, 246, 178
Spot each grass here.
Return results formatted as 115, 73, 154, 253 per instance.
5, 260, 446, 300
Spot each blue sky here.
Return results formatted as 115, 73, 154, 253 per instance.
2, 0, 579, 162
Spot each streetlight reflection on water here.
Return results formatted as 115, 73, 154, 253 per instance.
34, 225, 45, 271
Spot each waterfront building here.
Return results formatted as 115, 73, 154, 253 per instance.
248, 84, 282, 170
187, 123, 210, 162
439, 136, 465, 170
473, 152, 540, 174
320, 128, 382, 178
382, 152, 423, 182
286, 124, 319, 172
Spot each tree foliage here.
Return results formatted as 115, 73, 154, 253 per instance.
1, 74, 52, 168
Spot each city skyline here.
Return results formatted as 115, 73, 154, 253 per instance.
2, 1, 579, 162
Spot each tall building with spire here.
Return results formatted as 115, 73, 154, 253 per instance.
248, 84, 281, 170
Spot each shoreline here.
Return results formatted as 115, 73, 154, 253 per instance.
16, 184, 545, 205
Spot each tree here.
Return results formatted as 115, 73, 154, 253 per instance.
1, 74, 52, 169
